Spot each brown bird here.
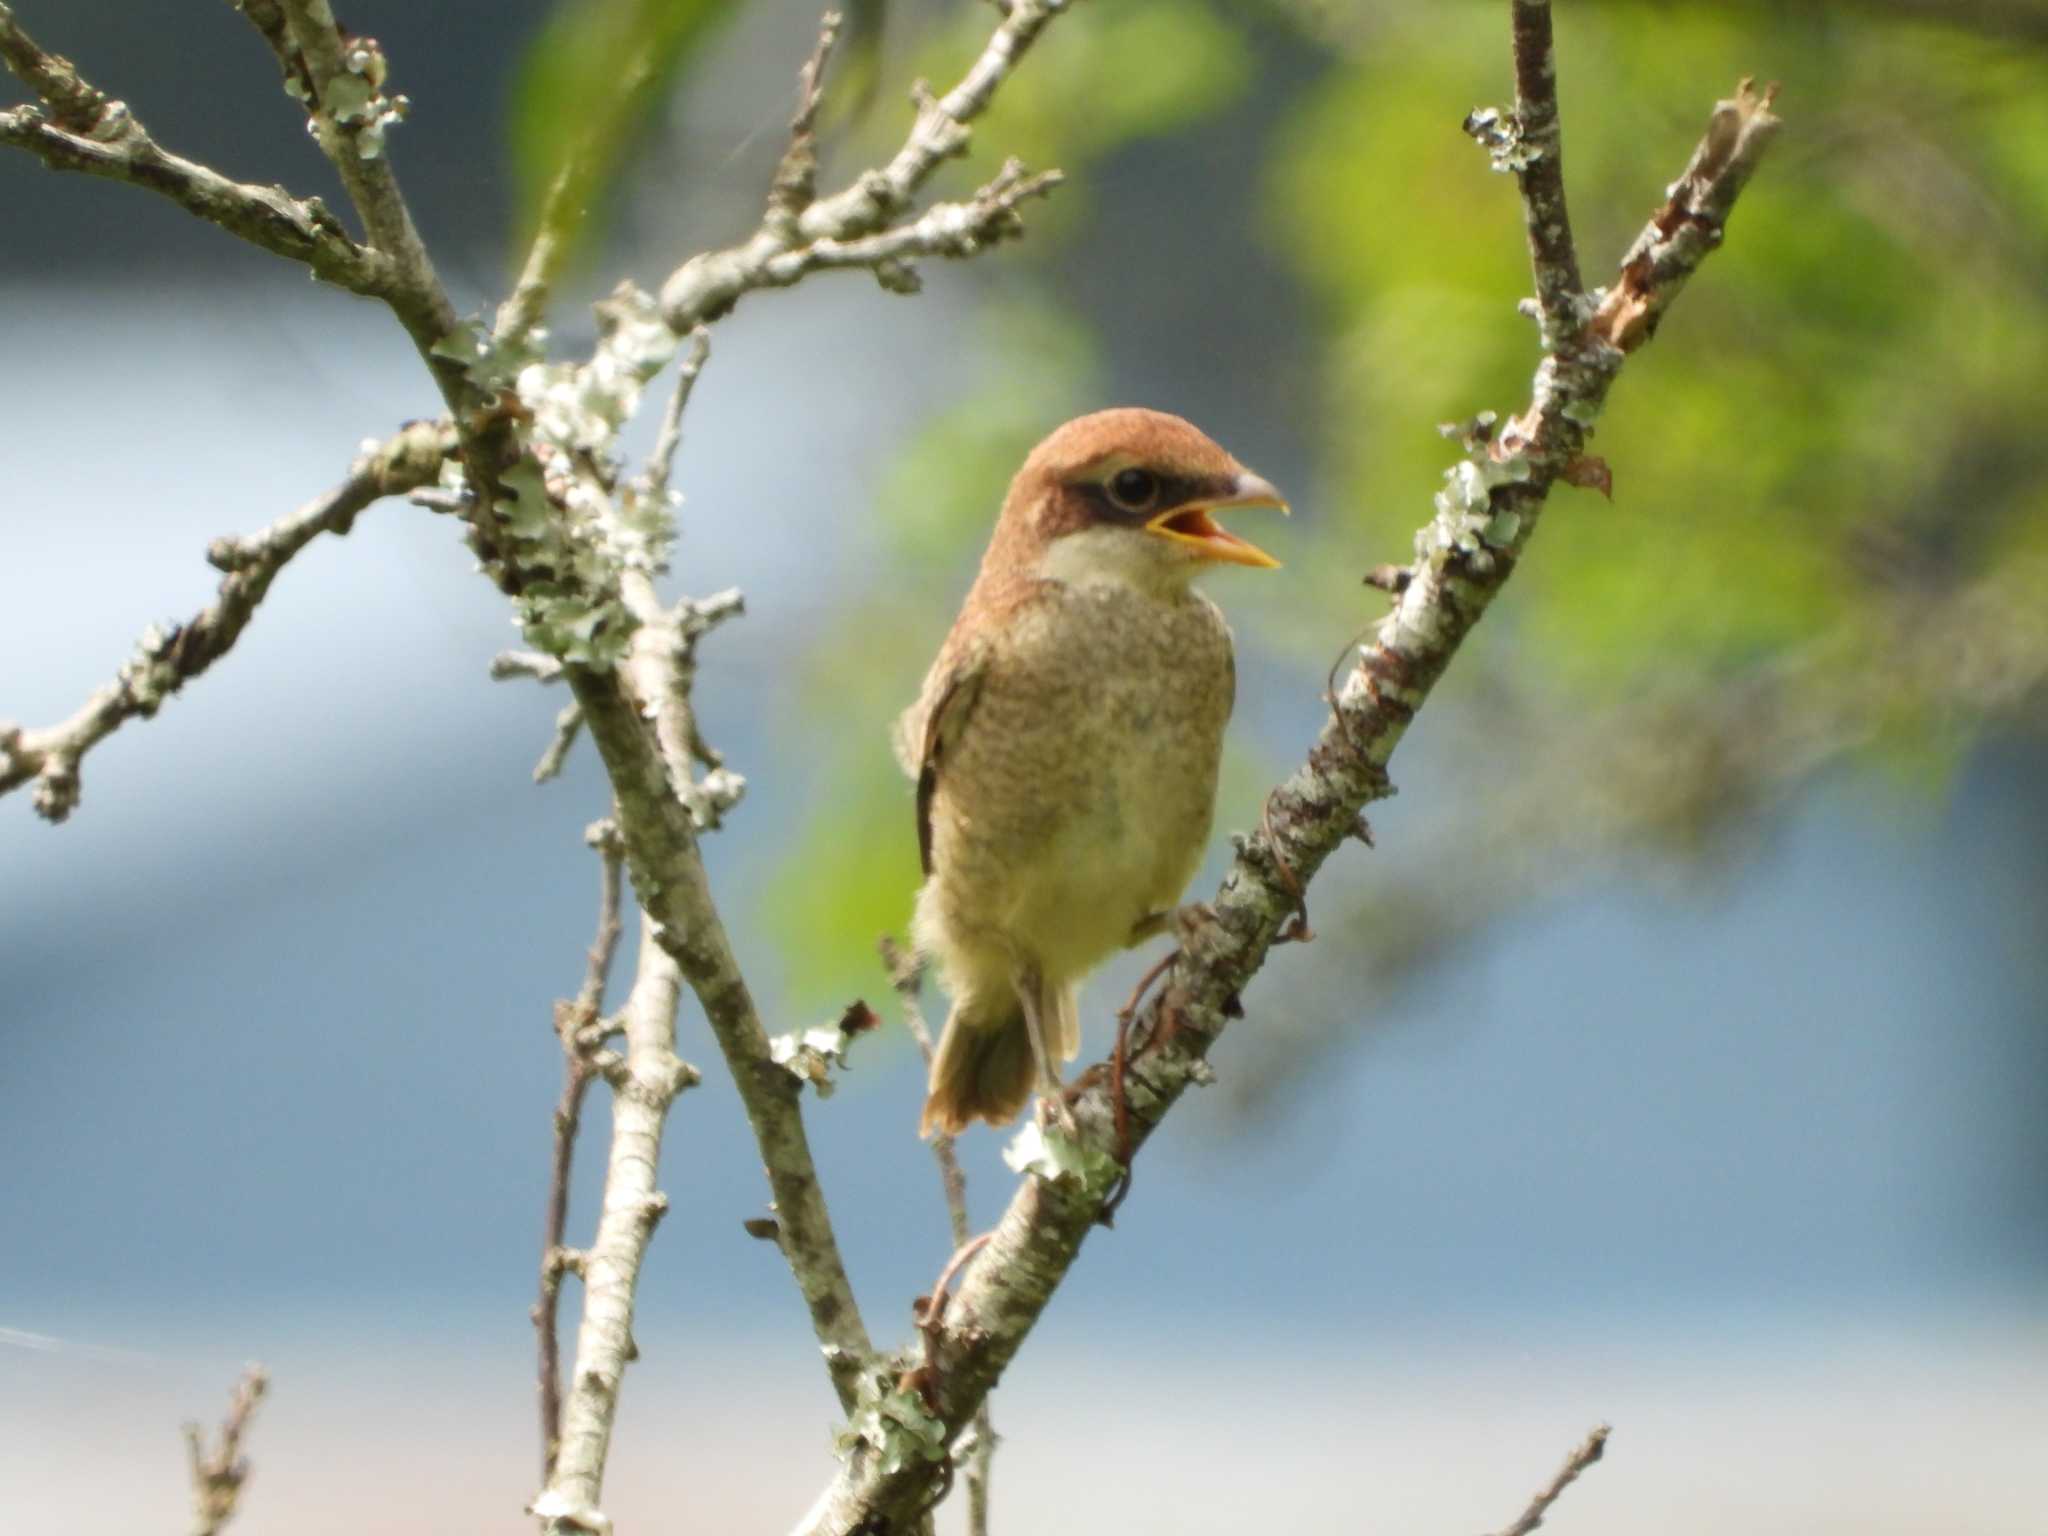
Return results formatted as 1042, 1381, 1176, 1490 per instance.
896, 408, 1287, 1136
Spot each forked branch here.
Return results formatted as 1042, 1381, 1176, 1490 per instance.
657, 1, 1068, 331
529, 906, 699, 1534
184, 1365, 268, 1536
0, 422, 452, 822
535, 820, 630, 1479
0, 3, 391, 294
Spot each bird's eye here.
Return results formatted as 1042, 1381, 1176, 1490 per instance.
1106, 468, 1160, 510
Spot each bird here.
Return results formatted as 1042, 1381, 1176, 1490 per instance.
895, 407, 1287, 1136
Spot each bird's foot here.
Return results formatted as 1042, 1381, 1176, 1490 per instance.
1033, 1084, 1079, 1138
1130, 901, 1219, 950
1171, 900, 1220, 946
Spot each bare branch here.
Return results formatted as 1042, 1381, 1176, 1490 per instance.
493, 651, 569, 684
490, 650, 588, 780
636, 328, 712, 509
1495, 1424, 1611, 1536
880, 941, 970, 1249
535, 819, 628, 1480
533, 704, 587, 784
792, 69, 1780, 1536
658, 0, 1070, 331
531, 907, 698, 1536
766, 10, 845, 224
184, 1365, 268, 1536
1, 421, 452, 822
0, 4, 391, 294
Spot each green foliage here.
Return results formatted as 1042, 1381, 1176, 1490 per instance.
508, 0, 737, 273
1266, 4, 2048, 695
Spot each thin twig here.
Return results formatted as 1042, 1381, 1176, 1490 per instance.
636, 328, 713, 505
657, 0, 1070, 332
489, 649, 585, 781
880, 940, 971, 1245
767, 11, 844, 223
1508, 0, 1584, 345
535, 820, 629, 1479
792, 62, 1780, 1536
916, 1232, 992, 1342
1496, 1424, 1611, 1536
493, 651, 568, 684
882, 936, 996, 1534
0, 421, 451, 822
273, 0, 454, 358
533, 705, 586, 784
184, 1365, 268, 1536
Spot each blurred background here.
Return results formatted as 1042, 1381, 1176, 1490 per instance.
3, 1, 2045, 1531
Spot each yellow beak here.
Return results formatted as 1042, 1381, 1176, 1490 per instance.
1144, 471, 1289, 568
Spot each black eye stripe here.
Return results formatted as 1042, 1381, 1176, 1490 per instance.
1077, 471, 1211, 524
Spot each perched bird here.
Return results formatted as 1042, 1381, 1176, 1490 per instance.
896, 408, 1286, 1136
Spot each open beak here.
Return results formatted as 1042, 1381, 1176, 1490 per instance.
1144, 471, 1289, 569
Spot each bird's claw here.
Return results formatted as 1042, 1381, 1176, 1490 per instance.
1034, 1087, 1079, 1137
1171, 900, 1219, 947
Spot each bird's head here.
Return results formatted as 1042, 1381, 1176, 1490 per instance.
993, 408, 1288, 594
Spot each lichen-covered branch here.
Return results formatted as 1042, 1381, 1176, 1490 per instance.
566, 648, 875, 1417
0, 421, 452, 822
271, 0, 454, 359
1507, 1, 1582, 344
792, 69, 1780, 1536
530, 906, 699, 1536
0, 3, 391, 295
657, 0, 1068, 332
184, 1365, 268, 1536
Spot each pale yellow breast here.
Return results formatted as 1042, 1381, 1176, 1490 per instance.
924, 582, 1234, 984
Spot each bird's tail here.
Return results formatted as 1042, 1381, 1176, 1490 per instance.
920, 975, 1079, 1137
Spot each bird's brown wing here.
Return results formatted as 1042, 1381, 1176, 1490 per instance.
897, 575, 1053, 877
910, 655, 987, 878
